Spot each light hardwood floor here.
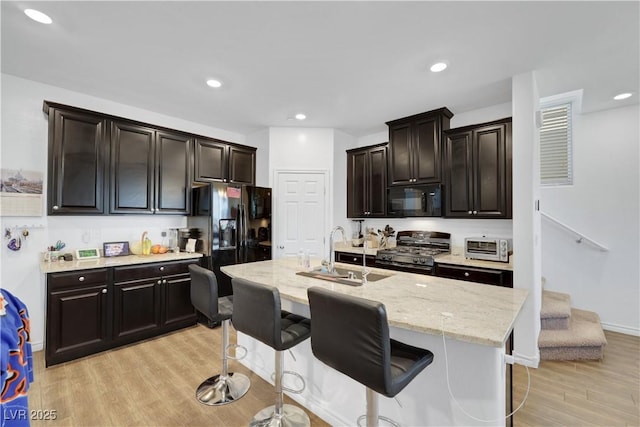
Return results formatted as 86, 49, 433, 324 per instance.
28, 327, 639, 426
513, 330, 640, 427
28, 324, 329, 427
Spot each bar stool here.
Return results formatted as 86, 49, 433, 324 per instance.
189, 265, 250, 405
232, 277, 312, 427
307, 287, 434, 427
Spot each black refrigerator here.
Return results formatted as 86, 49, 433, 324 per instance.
187, 183, 272, 296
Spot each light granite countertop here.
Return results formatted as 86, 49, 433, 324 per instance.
222, 257, 527, 348
40, 252, 203, 274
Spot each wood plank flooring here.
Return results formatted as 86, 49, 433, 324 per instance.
27, 326, 638, 426
28, 324, 329, 427
513, 330, 640, 426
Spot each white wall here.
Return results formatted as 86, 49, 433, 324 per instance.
540, 104, 640, 335
511, 72, 542, 365
0, 74, 250, 349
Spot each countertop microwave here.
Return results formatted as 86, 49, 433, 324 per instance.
464, 237, 512, 262
387, 184, 442, 217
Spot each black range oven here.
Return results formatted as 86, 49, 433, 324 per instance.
375, 231, 451, 274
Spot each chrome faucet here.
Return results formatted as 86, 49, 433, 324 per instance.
362, 241, 370, 285
328, 226, 346, 274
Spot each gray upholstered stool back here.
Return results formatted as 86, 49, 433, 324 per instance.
189, 264, 230, 322
232, 277, 311, 352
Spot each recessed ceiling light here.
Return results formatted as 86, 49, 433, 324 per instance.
613, 92, 633, 100
295, 113, 306, 121
24, 9, 52, 24
206, 79, 222, 88
430, 62, 448, 73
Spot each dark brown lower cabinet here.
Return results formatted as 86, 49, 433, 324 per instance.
46, 260, 197, 366
434, 263, 513, 287
46, 269, 110, 367
335, 251, 377, 266
112, 279, 163, 342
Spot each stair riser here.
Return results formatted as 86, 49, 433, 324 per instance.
540, 345, 604, 361
541, 317, 570, 330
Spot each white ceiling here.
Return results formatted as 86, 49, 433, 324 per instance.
2, 1, 638, 137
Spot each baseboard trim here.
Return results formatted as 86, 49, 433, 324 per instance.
601, 322, 640, 337
32, 341, 44, 352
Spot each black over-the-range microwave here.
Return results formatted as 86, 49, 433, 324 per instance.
387, 184, 442, 217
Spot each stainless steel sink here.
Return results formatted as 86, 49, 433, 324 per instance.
296, 266, 393, 286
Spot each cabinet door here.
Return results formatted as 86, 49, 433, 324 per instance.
368, 146, 387, 217
229, 146, 256, 185
46, 284, 109, 365
113, 279, 162, 340
156, 131, 191, 214
473, 123, 510, 218
163, 274, 197, 326
110, 122, 155, 213
444, 130, 474, 217
48, 108, 107, 214
413, 116, 440, 183
388, 122, 414, 186
194, 138, 227, 182
347, 150, 368, 217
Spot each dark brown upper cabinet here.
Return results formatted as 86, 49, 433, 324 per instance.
386, 108, 453, 186
110, 121, 191, 214
46, 106, 108, 214
194, 137, 256, 185
347, 144, 387, 218
443, 118, 512, 219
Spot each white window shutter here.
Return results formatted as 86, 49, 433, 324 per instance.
540, 103, 572, 185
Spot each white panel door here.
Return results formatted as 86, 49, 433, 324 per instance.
275, 171, 327, 260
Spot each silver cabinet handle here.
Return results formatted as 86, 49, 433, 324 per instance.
279, 245, 284, 249
159, 266, 165, 271
473, 210, 478, 215
163, 279, 167, 284
101, 289, 107, 294
53, 205, 59, 210
464, 272, 470, 277
353, 257, 358, 262
157, 280, 162, 285
468, 211, 473, 214
78, 276, 85, 282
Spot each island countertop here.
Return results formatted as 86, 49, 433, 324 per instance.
222, 258, 527, 348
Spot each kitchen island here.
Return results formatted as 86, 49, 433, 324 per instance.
222, 258, 528, 426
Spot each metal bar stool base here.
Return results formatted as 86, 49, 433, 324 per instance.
195, 372, 250, 406
250, 404, 311, 427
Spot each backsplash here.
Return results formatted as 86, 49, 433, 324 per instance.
344, 217, 513, 249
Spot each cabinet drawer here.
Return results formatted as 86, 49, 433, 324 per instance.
48, 269, 108, 290
435, 264, 512, 287
335, 252, 376, 266
113, 261, 195, 282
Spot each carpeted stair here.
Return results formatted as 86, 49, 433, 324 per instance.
538, 290, 607, 361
